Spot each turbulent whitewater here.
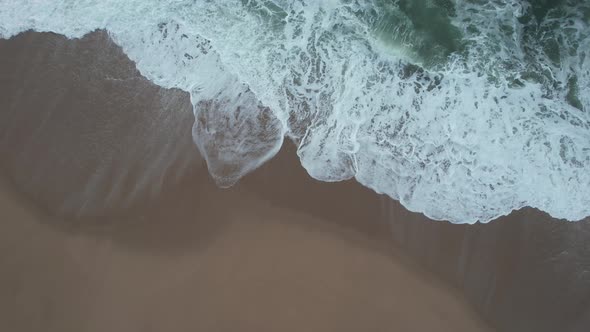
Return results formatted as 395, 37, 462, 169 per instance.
1, 0, 588, 223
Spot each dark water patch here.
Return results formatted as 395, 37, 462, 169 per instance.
368, 0, 464, 67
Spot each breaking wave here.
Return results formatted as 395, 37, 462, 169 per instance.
1, 0, 589, 223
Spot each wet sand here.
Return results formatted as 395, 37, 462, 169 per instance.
0, 173, 493, 332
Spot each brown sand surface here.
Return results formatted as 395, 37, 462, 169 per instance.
0, 175, 493, 332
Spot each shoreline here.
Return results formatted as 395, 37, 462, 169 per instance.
2, 29, 590, 332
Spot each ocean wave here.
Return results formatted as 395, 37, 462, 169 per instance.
1, 0, 588, 223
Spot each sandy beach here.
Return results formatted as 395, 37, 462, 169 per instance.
0, 172, 493, 332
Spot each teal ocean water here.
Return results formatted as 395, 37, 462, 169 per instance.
0, 0, 588, 223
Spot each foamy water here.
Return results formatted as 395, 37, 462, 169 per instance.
1, 0, 588, 223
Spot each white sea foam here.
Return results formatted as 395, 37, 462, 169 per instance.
1, 0, 588, 223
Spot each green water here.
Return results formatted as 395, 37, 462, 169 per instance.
368, 0, 463, 67
363, 0, 588, 108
